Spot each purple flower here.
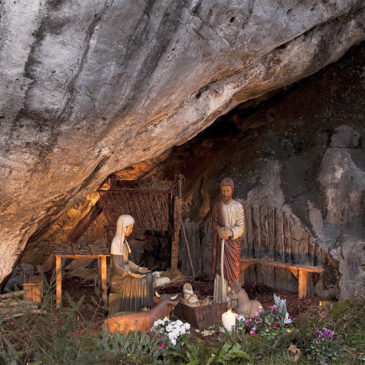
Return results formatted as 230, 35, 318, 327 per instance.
158, 344, 165, 349
157, 333, 161, 338
316, 328, 335, 341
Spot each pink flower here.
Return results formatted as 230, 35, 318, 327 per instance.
274, 322, 279, 327
271, 305, 277, 311
249, 328, 256, 335
157, 333, 161, 338
158, 344, 165, 349
246, 319, 252, 325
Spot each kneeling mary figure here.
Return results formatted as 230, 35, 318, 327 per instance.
110, 214, 153, 312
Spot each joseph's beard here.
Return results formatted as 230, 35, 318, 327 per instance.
222, 197, 232, 203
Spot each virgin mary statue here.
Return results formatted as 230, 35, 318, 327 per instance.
110, 214, 153, 312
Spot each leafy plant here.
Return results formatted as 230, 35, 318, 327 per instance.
235, 294, 293, 340
306, 328, 342, 364
168, 337, 250, 365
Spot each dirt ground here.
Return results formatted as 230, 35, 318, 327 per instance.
3, 276, 330, 338
61, 277, 330, 322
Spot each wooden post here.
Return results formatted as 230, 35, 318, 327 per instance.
239, 262, 252, 285
298, 270, 308, 299
180, 215, 195, 277
100, 256, 107, 305
171, 195, 183, 271
56, 256, 62, 308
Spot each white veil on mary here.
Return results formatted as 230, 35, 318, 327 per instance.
110, 215, 135, 255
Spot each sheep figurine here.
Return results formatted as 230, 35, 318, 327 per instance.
152, 271, 171, 288
228, 280, 262, 318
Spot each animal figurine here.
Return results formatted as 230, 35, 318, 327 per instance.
182, 283, 200, 306
288, 343, 301, 362
152, 271, 171, 288
228, 280, 262, 318
103, 292, 179, 333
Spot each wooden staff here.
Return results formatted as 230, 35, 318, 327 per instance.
180, 215, 195, 277
221, 238, 225, 302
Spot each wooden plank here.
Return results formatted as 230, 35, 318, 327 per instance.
240, 258, 324, 272
245, 206, 253, 257
252, 206, 261, 258
289, 268, 298, 279
269, 208, 276, 260
56, 256, 62, 308
283, 214, 290, 263
1, 309, 43, 321
305, 231, 312, 265
174, 302, 227, 330
239, 262, 252, 285
0, 300, 38, 309
298, 270, 308, 299
260, 206, 269, 257
100, 256, 108, 305
56, 254, 110, 259
0, 290, 25, 299
275, 209, 283, 261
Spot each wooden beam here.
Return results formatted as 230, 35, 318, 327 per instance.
289, 268, 298, 279
240, 258, 323, 299
298, 270, 308, 299
100, 256, 108, 305
239, 262, 252, 286
56, 256, 62, 308
240, 258, 324, 273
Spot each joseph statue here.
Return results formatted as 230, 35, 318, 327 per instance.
211, 178, 245, 303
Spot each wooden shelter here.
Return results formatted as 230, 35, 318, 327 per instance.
67, 175, 185, 271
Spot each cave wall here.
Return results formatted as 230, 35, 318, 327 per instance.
156, 43, 365, 299
21, 43, 365, 299
1, 0, 365, 285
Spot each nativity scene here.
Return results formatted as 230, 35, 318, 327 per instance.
1, 1, 365, 363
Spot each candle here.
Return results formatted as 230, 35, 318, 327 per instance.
222, 308, 236, 332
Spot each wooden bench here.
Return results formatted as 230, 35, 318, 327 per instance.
240, 258, 324, 299
54, 243, 109, 308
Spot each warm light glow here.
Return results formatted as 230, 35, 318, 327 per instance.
222, 308, 236, 332
319, 301, 329, 307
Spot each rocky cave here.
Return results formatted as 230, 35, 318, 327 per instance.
1, 1, 365, 302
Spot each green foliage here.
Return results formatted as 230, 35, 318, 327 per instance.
306, 337, 342, 365
1, 273, 365, 365
168, 337, 250, 365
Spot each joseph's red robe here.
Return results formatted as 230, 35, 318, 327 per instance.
211, 201, 242, 287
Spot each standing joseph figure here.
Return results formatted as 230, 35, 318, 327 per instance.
211, 178, 245, 303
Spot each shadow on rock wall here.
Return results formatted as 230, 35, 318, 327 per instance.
156, 42, 365, 299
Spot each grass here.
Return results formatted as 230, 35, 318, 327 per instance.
1, 274, 364, 365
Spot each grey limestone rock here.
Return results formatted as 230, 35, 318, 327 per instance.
1, 0, 365, 284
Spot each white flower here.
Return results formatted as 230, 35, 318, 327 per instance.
284, 312, 292, 324
237, 315, 246, 322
